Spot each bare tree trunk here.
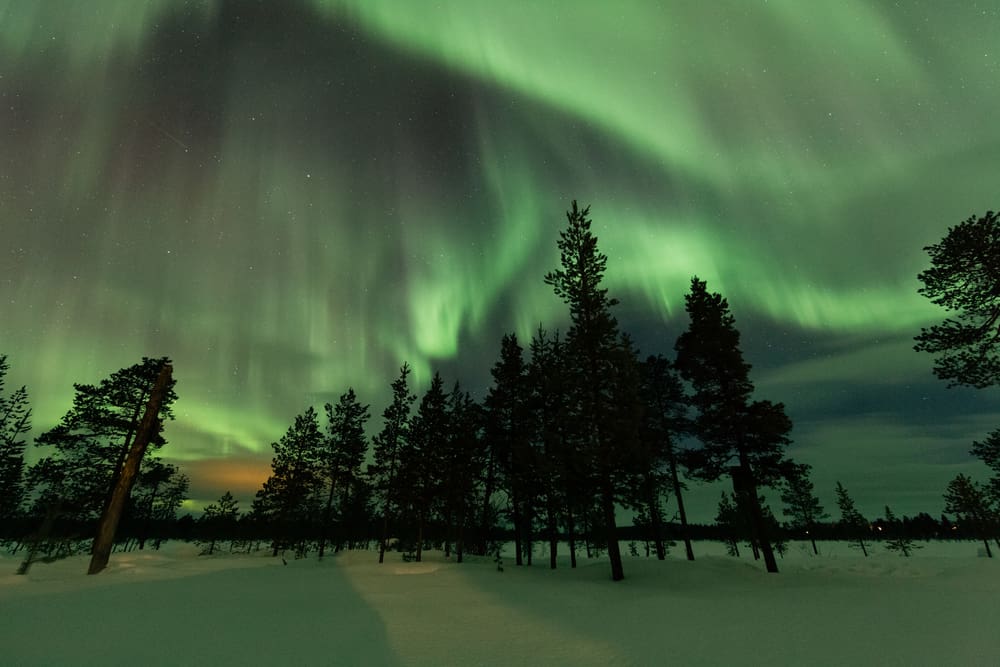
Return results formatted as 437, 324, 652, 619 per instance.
732, 460, 778, 573
668, 453, 695, 561
89, 364, 172, 575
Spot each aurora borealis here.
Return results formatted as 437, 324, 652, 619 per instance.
2, 0, 998, 520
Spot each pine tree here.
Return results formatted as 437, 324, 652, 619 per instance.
674, 277, 792, 573
943, 474, 995, 557
253, 407, 324, 557
28, 356, 178, 523
370, 363, 415, 564
834, 482, 869, 556
914, 210, 1000, 389
200, 491, 240, 555
780, 463, 828, 555
970, 430, 1000, 505
319, 388, 370, 558
544, 200, 634, 582
882, 505, 919, 557
0, 355, 31, 524
639, 354, 693, 561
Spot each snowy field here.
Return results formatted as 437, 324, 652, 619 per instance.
2, 540, 997, 666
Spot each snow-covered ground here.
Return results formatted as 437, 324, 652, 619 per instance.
2, 540, 997, 666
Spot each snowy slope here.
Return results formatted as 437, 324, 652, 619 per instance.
2, 541, 997, 666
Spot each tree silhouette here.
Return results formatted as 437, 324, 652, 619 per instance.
200, 491, 240, 555
370, 363, 415, 564
915, 210, 1000, 389
544, 201, 636, 581
0, 355, 31, 525
834, 482, 869, 556
319, 388, 370, 558
639, 354, 693, 561
780, 463, 828, 555
674, 277, 792, 573
882, 505, 919, 557
943, 474, 995, 557
253, 407, 323, 557
28, 357, 177, 525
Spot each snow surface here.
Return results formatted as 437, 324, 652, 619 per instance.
2, 540, 997, 666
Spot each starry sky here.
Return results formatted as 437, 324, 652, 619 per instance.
2, 0, 998, 522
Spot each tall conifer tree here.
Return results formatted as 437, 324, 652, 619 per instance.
674, 278, 792, 573
544, 200, 635, 581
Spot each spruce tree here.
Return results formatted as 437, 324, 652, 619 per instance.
544, 200, 634, 581
370, 363, 415, 564
674, 278, 792, 573
834, 482, 869, 556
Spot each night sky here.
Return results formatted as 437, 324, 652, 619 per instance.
2, 1, 998, 522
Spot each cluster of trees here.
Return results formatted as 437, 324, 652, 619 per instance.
237, 202, 810, 580
1, 204, 997, 579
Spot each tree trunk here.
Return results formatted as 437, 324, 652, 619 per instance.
668, 453, 695, 561
512, 491, 523, 566
318, 478, 337, 560
567, 507, 578, 569
810, 536, 818, 555
479, 448, 496, 556
89, 363, 172, 575
646, 477, 665, 561
601, 484, 624, 581
547, 497, 558, 570
415, 514, 424, 562
17, 502, 61, 575
732, 461, 778, 573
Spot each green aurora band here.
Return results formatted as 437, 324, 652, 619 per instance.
1, 1, 997, 516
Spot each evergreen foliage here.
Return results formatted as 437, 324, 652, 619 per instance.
882, 505, 920, 557
28, 356, 177, 522
970, 430, 1000, 504
674, 277, 792, 573
915, 210, 1000, 388
780, 463, 828, 555
398, 372, 449, 561
200, 491, 240, 555
943, 474, 995, 557
370, 363, 416, 563
544, 200, 637, 582
483, 334, 531, 566
319, 388, 370, 558
253, 407, 324, 555
638, 354, 693, 561
0, 355, 31, 523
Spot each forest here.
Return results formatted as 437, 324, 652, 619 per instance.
2, 205, 999, 580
